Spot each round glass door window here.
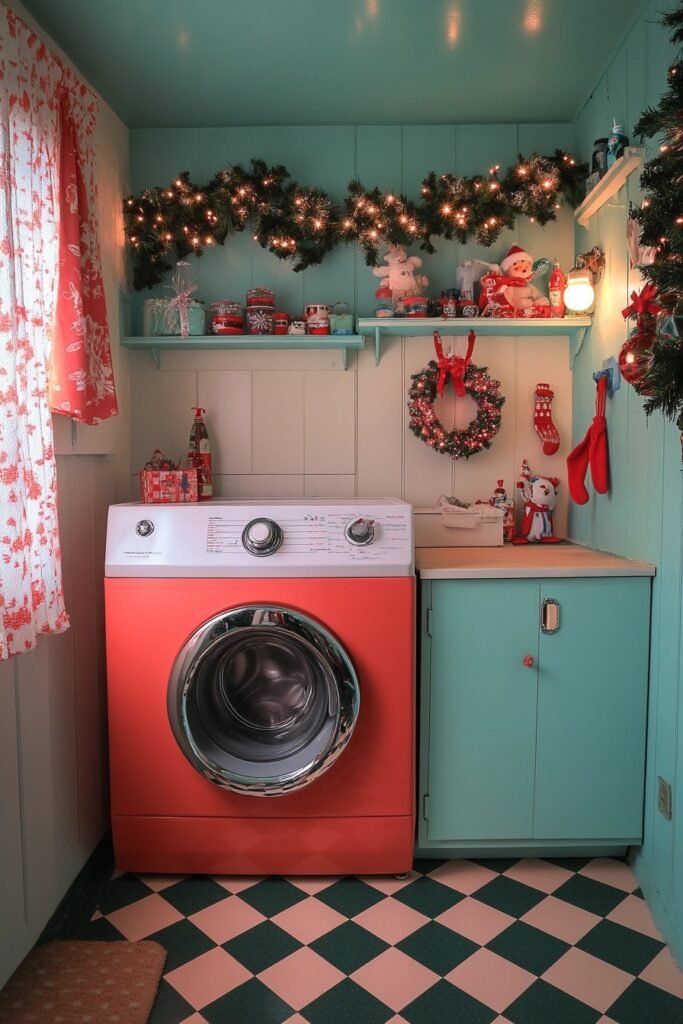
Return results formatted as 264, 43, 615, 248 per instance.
168, 605, 360, 795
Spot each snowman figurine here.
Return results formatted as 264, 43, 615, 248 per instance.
372, 244, 429, 311
513, 459, 562, 544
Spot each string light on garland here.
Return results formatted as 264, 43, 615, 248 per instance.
123, 150, 587, 290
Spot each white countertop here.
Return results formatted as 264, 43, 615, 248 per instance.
416, 543, 656, 579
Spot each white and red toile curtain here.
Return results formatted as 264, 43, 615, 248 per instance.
0, 5, 117, 657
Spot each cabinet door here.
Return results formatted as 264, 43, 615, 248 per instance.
427, 580, 539, 841
534, 578, 650, 840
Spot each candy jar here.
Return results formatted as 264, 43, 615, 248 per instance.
374, 286, 393, 318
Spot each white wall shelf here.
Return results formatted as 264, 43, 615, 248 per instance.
356, 317, 592, 367
121, 334, 365, 370
574, 146, 646, 227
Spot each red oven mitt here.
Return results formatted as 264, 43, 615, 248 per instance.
567, 375, 609, 504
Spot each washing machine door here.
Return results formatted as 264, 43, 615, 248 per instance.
168, 605, 360, 796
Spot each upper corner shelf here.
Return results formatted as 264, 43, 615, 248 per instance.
356, 317, 591, 367
121, 333, 365, 370
574, 146, 646, 227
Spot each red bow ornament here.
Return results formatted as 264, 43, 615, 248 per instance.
433, 330, 475, 397
621, 283, 662, 323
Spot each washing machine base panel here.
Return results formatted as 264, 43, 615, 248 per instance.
112, 813, 415, 875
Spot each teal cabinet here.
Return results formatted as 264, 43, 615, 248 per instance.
419, 576, 651, 853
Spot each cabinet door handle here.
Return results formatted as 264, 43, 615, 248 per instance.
542, 598, 560, 635
522, 655, 535, 668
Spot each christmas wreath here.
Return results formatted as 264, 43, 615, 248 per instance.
407, 331, 505, 458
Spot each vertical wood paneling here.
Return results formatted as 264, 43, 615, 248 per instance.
198, 370, 253, 475
130, 369, 197, 470
252, 372, 304, 473
356, 335, 404, 498
304, 371, 355, 474
0, 659, 25, 985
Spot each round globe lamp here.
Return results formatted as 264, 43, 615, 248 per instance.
563, 269, 595, 314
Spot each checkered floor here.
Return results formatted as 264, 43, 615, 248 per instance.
71, 857, 683, 1024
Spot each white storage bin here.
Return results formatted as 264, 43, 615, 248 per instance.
414, 505, 504, 547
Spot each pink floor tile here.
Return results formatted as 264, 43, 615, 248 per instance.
503, 859, 574, 894
446, 948, 535, 1013
106, 893, 183, 941
386, 1017, 410, 1023
189, 895, 265, 944
283, 1016, 310, 1024
258, 947, 344, 1011
179, 1015, 208, 1024
639, 947, 683, 998
607, 894, 663, 939
493, 1019, 514, 1023
597, 1018, 619, 1023
351, 948, 439, 1012
166, 947, 251, 1010
579, 859, 639, 893
272, 897, 347, 943
521, 895, 601, 944
91, 910, 102, 921
353, 896, 430, 944
428, 860, 498, 895
436, 897, 515, 945
285, 877, 337, 895
138, 874, 185, 892
214, 876, 262, 894
542, 947, 633, 1013
360, 870, 421, 895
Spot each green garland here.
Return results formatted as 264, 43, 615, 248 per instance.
630, 3, 683, 432
407, 361, 505, 459
124, 151, 587, 290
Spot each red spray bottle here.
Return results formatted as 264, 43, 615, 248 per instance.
189, 407, 213, 499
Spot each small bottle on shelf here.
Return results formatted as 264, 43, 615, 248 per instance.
548, 259, 566, 318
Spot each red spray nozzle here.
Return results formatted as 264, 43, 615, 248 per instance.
192, 407, 206, 418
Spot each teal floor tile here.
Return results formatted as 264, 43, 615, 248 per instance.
310, 921, 389, 974
487, 920, 570, 975
203, 978, 292, 1024
303, 978, 393, 1024
553, 875, 627, 917
402, 978, 495, 1024
393, 876, 463, 917
397, 921, 478, 975
607, 979, 683, 1024
577, 919, 664, 975
147, 979, 195, 1024
505, 978, 601, 1024
147, 918, 216, 972
315, 877, 385, 918
223, 920, 302, 973
472, 875, 546, 918
237, 877, 308, 917
159, 876, 230, 916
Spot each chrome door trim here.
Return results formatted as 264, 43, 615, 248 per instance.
168, 604, 360, 796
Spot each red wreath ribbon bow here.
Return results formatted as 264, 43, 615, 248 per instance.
621, 284, 662, 322
433, 329, 476, 398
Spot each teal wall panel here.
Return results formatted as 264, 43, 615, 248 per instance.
571, 0, 683, 961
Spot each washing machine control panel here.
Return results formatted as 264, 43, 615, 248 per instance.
242, 517, 284, 557
344, 517, 375, 547
105, 499, 413, 577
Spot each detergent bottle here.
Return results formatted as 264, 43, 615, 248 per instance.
189, 407, 213, 499
548, 259, 566, 318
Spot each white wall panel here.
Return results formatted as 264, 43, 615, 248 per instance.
198, 370, 253, 475
305, 475, 356, 497
130, 370, 197, 472
253, 373, 305, 474
356, 336, 403, 498
304, 371, 355, 475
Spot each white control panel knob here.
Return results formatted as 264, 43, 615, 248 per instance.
345, 517, 375, 547
242, 517, 283, 556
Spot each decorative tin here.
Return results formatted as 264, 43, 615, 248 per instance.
246, 287, 275, 308
439, 290, 459, 319
210, 299, 243, 335
246, 306, 275, 335
304, 303, 331, 322
273, 312, 290, 335
329, 301, 354, 335
307, 319, 330, 335
374, 286, 393, 318
403, 294, 429, 317
288, 318, 306, 335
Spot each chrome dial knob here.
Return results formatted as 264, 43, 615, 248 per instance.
242, 517, 283, 556
345, 517, 375, 547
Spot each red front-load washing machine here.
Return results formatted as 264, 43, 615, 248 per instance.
104, 499, 415, 875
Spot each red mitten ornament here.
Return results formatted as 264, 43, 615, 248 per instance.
566, 375, 609, 504
533, 383, 560, 456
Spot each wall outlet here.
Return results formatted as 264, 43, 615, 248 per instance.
658, 776, 673, 820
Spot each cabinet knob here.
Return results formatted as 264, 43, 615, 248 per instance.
522, 655, 535, 668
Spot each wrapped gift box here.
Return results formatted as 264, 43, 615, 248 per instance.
143, 298, 206, 337
414, 505, 504, 547
139, 468, 200, 503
